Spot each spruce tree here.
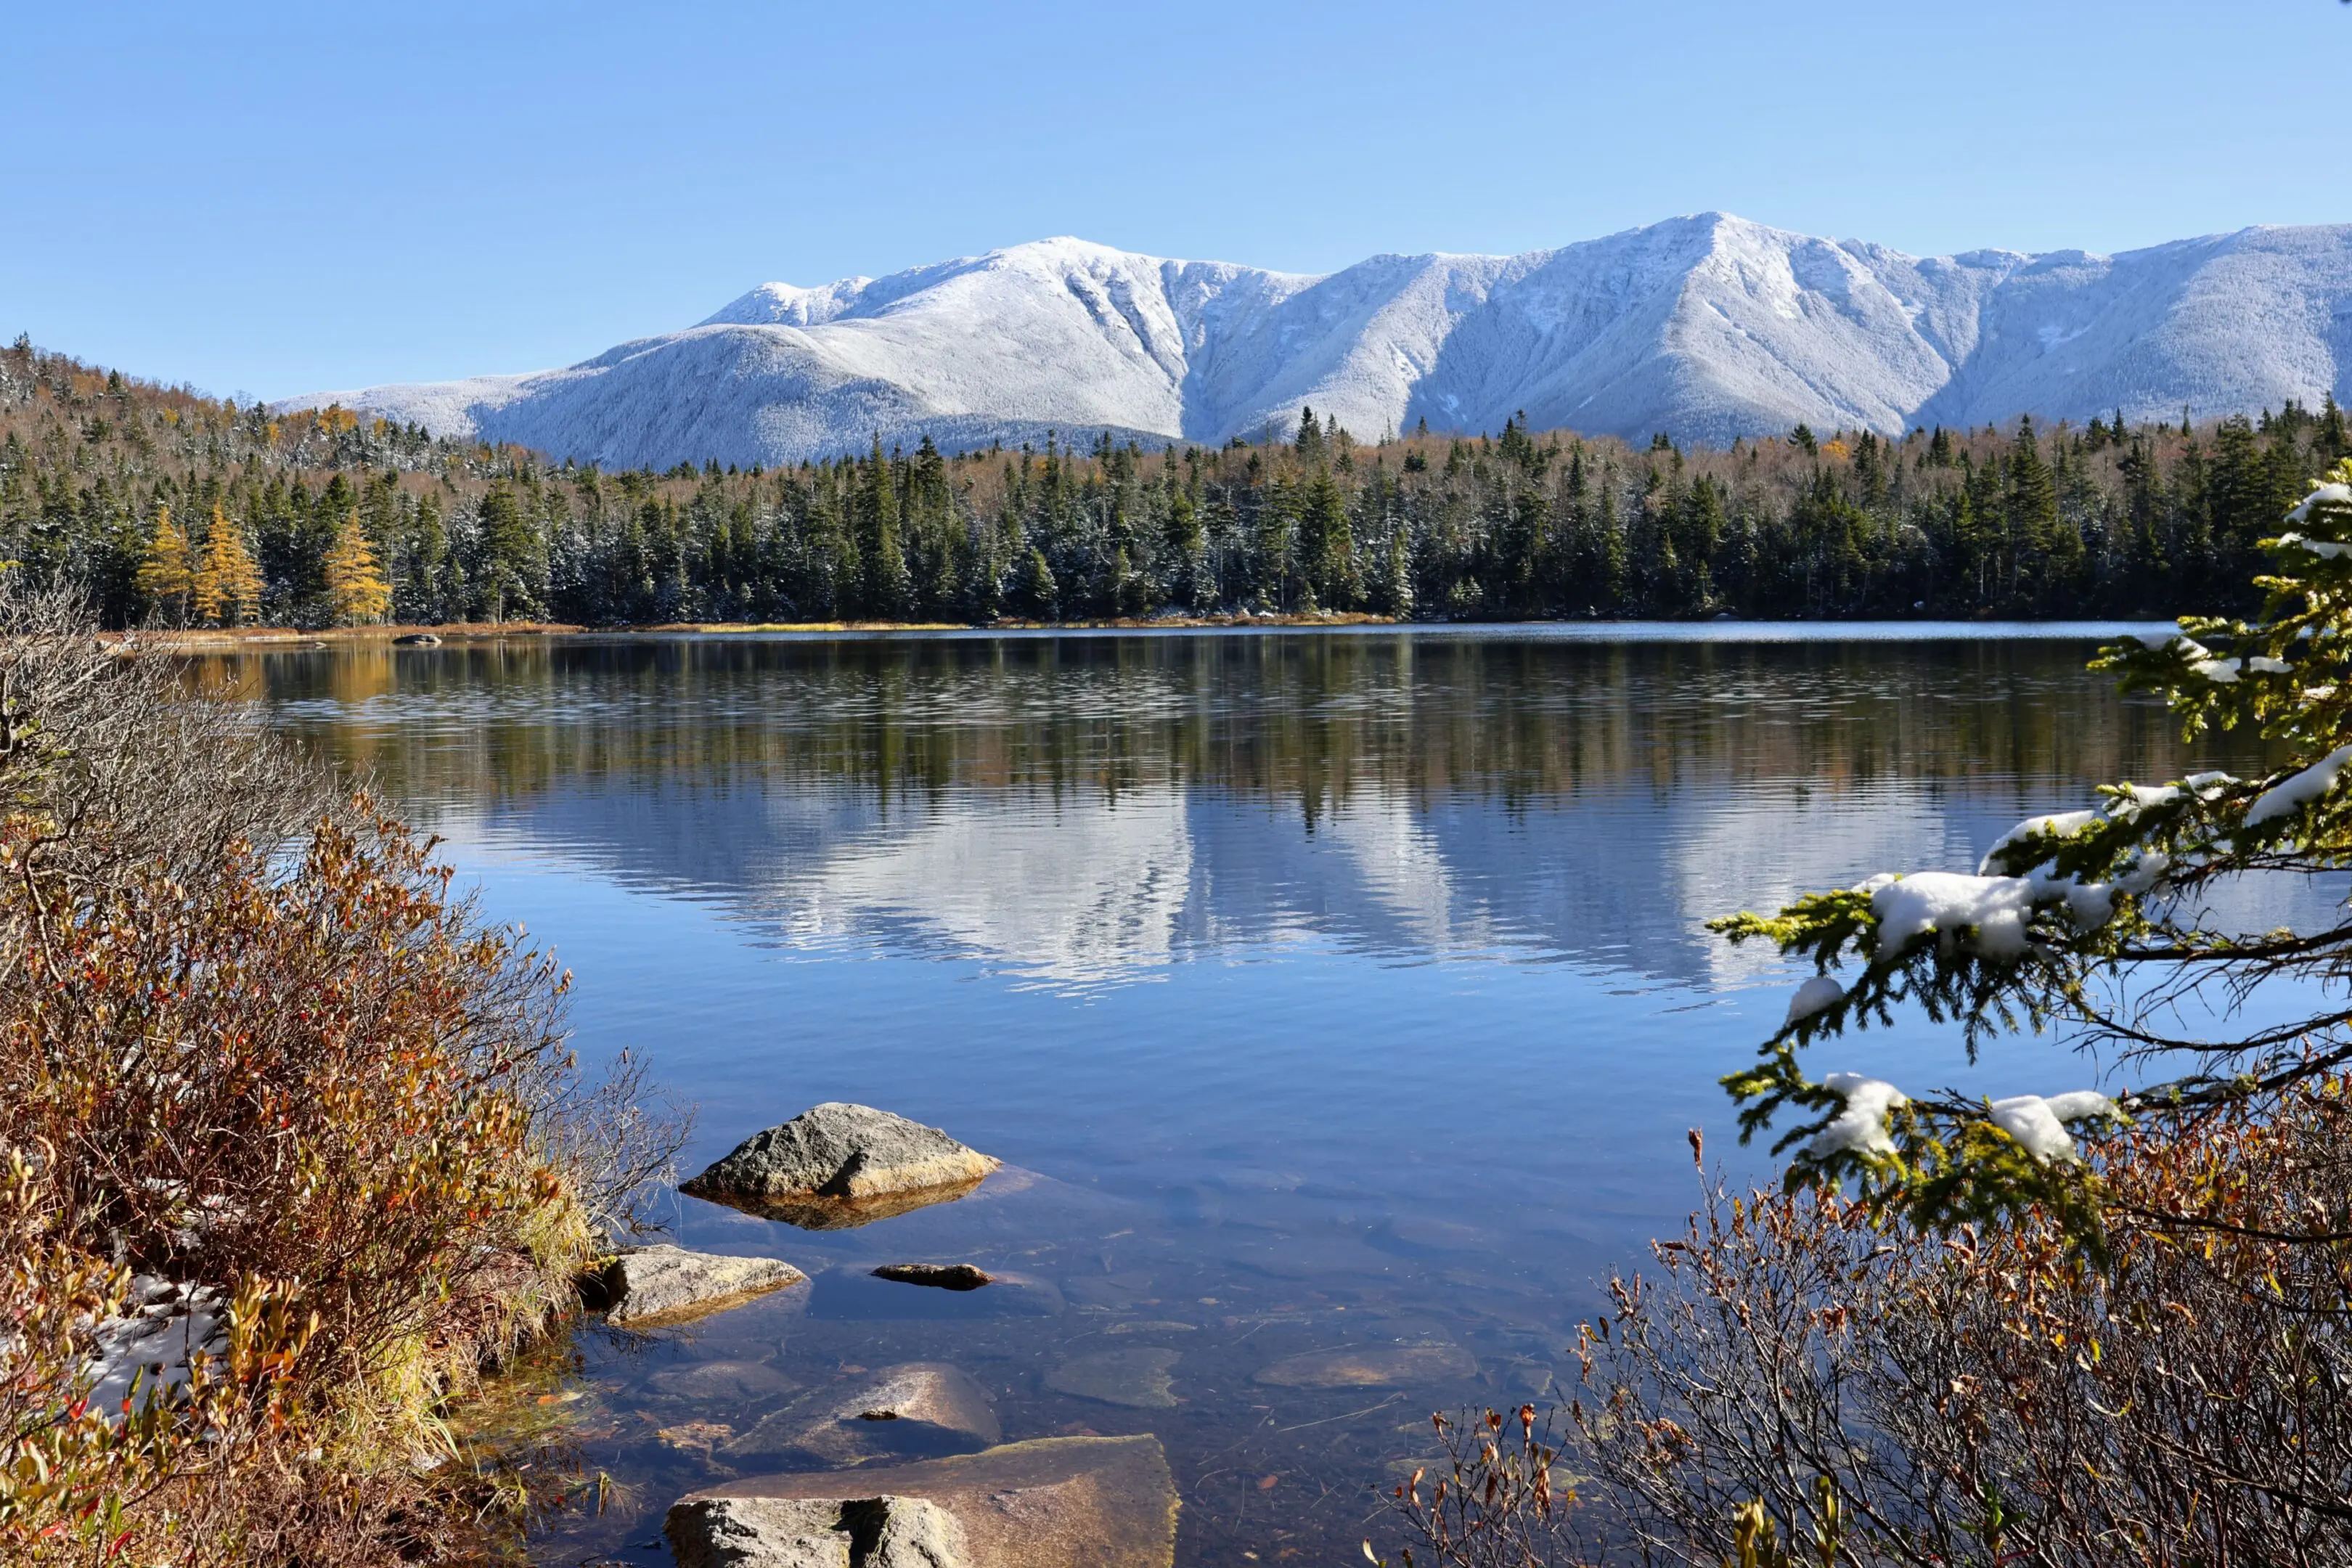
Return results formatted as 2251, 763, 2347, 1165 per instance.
477, 483, 539, 622
859, 438, 910, 617
1018, 547, 1058, 620
1299, 465, 1359, 611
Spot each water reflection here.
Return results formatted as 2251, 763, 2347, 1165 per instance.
233, 629, 2286, 992
220, 629, 2317, 1567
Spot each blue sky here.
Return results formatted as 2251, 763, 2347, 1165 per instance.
7, 0, 2344, 399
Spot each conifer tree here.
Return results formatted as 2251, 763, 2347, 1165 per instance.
135, 504, 193, 622
2006, 417, 2061, 591
1018, 547, 1058, 620
191, 507, 264, 626
1294, 406, 1326, 463
859, 438, 910, 616
322, 510, 392, 625
2319, 392, 2350, 465
1299, 465, 1358, 611
477, 483, 539, 622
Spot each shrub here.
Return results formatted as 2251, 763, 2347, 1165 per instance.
0, 584, 679, 1563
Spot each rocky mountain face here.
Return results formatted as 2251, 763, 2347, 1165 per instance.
282, 213, 2352, 467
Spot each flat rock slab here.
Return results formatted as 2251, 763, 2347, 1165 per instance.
682, 1104, 1000, 1230
666, 1495, 965, 1568
1251, 1342, 1476, 1389
603, 1246, 808, 1328
873, 1263, 992, 1291
1045, 1347, 1180, 1409
723, 1361, 1001, 1467
675, 1435, 1177, 1568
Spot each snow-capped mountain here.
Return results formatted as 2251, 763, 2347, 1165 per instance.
280, 213, 2352, 467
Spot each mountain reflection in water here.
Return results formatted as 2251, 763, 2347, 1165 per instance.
231, 627, 2285, 991
214, 627, 2319, 1567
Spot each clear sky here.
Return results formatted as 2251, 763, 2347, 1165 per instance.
8, 0, 2345, 401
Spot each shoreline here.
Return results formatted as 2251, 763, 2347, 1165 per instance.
110, 608, 2171, 650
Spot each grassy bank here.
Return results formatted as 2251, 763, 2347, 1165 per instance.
0, 586, 680, 1564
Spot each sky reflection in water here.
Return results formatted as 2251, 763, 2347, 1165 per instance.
226, 626, 2311, 1565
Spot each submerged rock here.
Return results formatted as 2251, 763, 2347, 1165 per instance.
1251, 1341, 1476, 1388
722, 1361, 1001, 1467
1044, 1347, 1180, 1409
872, 1263, 992, 1291
671, 1435, 1177, 1568
810, 1267, 1062, 1320
682, 1104, 1001, 1230
600, 1246, 807, 1328
645, 1358, 806, 1404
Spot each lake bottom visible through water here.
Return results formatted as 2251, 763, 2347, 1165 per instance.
230, 624, 2297, 1565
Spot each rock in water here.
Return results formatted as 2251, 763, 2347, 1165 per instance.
1251, 1342, 1476, 1388
645, 1359, 805, 1404
1044, 1347, 1180, 1409
682, 1104, 1001, 1230
600, 1246, 807, 1328
872, 1262, 992, 1291
722, 1362, 1001, 1467
667, 1495, 965, 1568
671, 1435, 1177, 1568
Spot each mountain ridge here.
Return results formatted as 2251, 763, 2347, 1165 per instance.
279, 213, 2352, 467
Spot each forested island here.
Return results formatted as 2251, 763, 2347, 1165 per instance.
7, 334, 2347, 632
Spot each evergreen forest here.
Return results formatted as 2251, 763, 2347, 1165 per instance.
6, 334, 2348, 630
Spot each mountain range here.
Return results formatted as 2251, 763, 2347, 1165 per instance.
281, 213, 2352, 468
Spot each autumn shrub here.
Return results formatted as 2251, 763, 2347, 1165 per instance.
0, 584, 679, 1564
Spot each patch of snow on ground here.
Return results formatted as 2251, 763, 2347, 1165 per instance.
83, 1277, 225, 1426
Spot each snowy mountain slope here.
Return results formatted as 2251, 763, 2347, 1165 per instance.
282, 215, 2352, 467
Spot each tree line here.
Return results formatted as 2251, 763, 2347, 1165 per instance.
5, 333, 2346, 628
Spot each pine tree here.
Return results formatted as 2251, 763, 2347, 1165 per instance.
191, 507, 264, 626
322, 510, 393, 625
135, 504, 193, 621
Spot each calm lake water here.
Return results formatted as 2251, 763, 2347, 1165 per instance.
221, 624, 2293, 1566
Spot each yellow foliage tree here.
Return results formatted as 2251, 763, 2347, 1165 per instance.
322, 511, 392, 626
134, 505, 193, 620
192, 507, 264, 627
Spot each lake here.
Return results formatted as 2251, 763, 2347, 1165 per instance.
220, 623, 2289, 1566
